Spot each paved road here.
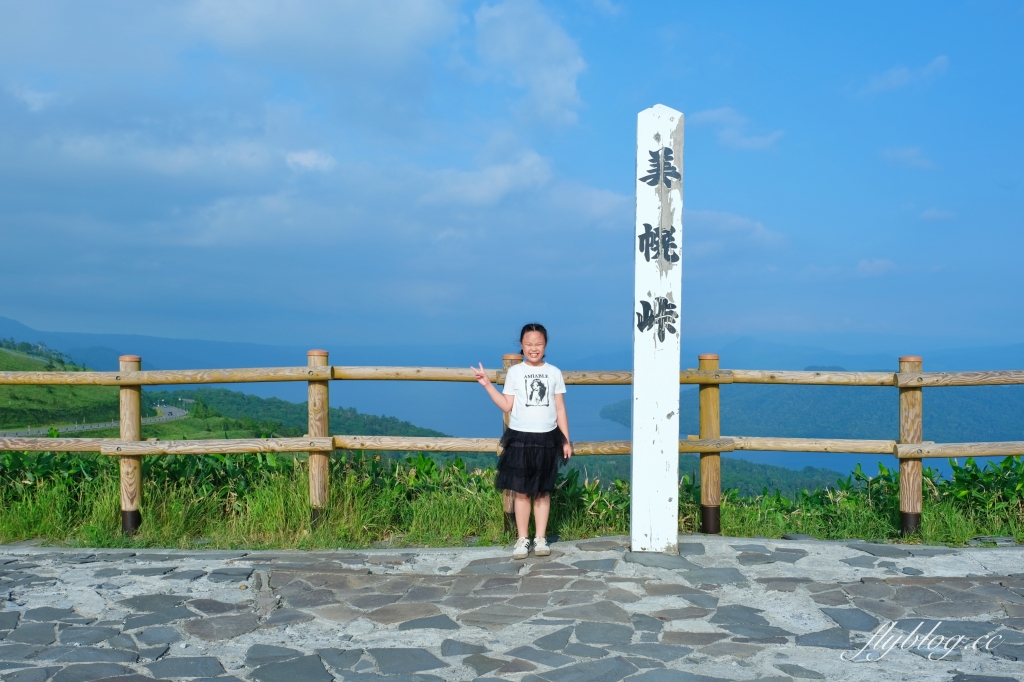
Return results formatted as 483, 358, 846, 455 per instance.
0, 406, 188, 438
0, 535, 1020, 681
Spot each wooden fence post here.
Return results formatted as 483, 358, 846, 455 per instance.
500, 354, 523, 534
899, 355, 923, 535
307, 350, 330, 527
699, 354, 722, 534
119, 355, 143, 534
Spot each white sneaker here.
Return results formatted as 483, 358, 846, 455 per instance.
512, 537, 531, 560
533, 536, 550, 556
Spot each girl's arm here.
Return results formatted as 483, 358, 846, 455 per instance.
555, 393, 572, 459
472, 362, 514, 413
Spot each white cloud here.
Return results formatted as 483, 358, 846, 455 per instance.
475, 0, 586, 124
419, 150, 552, 206
55, 133, 273, 175
185, 0, 460, 67
285, 150, 336, 172
880, 146, 934, 170
590, 0, 623, 15
856, 259, 897, 277
860, 56, 948, 96
688, 107, 783, 150
685, 210, 783, 257
921, 208, 956, 221
8, 84, 57, 112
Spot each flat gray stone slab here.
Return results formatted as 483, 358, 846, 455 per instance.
623, 552, 697, 570
544, 601, 630, 624
462, 653, 503, 675
183, 613, 258, 641
118, 595, 185, 612
574, 622, 633, 645
709, 604, 767, 625
533, 625, 573, 651
538, 655, 637, 682
506, 645, 574, 667
820, 607, 879, 631
49, 647, 138, 663
368, 648, 447, 675
317, 647, 362, 670
607, 643, 691, 661
24, 608, 78, 622
187, 599, 244, 615
124, 606, 194, 630
572, 559, 617, 571
440, 639, 488, 656
207, 567, 253, 583
458, 604, 539, 629
677, 542, 705, 556
245, 644, 302, 667
135, 626, 181, 646
50, 663, 134, 682
250, 654, 332, 682
840, 555, 877, 568
795, 627, 851, 649
163, 569, 206, 581
0, 611, 21, 629
681, 567, 746, 585
4, 668, 64, 682
772, 663, 826, 679
147, 656, 225, 678
848, 543, 911, 558
59, 627, 119, 646
261, 608, 313, 628
4, 623, 55, 645
398, 614, 459, 630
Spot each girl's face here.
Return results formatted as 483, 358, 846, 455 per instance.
521, 331, 547, 364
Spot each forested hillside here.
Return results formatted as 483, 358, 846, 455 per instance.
145, 388, 447, 438
0, 348, 155, 429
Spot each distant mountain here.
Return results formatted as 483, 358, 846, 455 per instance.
600, 367, 1024, 443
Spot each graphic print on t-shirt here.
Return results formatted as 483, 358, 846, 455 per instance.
524, 375, 550, 407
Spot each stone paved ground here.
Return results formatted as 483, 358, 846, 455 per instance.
1, 535, 1022, 682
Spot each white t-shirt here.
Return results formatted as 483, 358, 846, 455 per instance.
502, 362, 566, 432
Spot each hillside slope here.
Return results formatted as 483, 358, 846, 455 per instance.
0, 349, 153, 429
145, 388, 447, 438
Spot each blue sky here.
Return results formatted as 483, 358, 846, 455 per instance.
2, 1, 1023, 355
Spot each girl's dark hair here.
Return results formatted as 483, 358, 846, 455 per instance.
519, 323, 548, 344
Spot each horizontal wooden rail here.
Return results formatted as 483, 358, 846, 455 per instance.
0, 437, 121, 452
896, 370, 1024, 387
730, 370, 895, 386
895, 442, 1024, 459
99, 438, 334, 456
4, 365, 1024, 388
0, 367, 331, 386
729, 436, 898, 455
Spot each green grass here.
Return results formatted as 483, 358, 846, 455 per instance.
0, 440, 1020, 549
0, 348, 155, 430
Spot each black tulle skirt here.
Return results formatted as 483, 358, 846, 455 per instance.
496, 427, 567, 495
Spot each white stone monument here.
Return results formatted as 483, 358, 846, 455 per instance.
630, 104, 683, 553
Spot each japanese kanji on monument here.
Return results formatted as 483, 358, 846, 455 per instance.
631, 104, 684, 553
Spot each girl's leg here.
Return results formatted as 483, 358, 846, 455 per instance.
514, 492, 532, 538
532, 492, 550, 539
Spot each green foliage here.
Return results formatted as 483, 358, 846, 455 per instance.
146, 388, 447, 437
0, 440, 1019, 548
0, 347, 154, 430
0, 338, 78, 369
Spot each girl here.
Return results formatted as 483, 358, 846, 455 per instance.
472, 323, 573, 559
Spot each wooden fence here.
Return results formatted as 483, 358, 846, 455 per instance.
2, 351, 1023, 537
